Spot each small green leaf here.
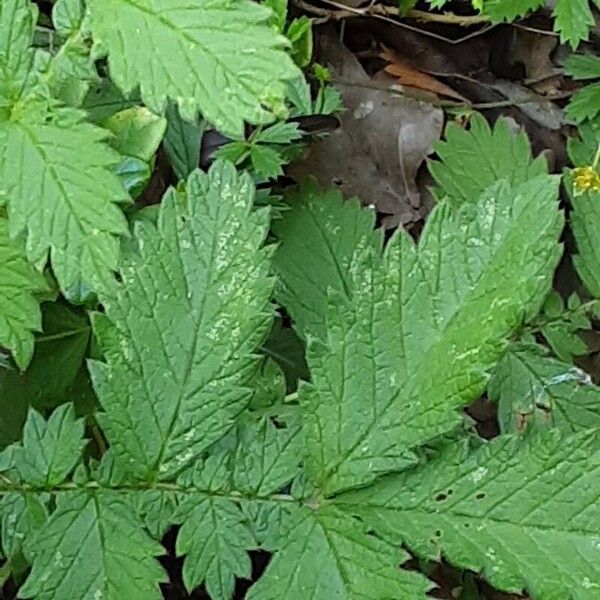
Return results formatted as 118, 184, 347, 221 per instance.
429, 114, 547, 205
163, 103, 204, 180
103, 106, 167, 161
4, 404, 84, 487
490, 342, 600, 434
254, 122, 302, 145
247, 506, 432, 599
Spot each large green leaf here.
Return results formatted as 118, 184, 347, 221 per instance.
0, 216, 46, 369
246, 506, 431, 600
289, 176, 562, 495
339, 430, 600, 600
88, 0, 299, 136
89, 162, 274, 480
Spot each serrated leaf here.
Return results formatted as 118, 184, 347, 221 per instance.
571, 190, 600, 297
89, 162, 273, 480
19, 491, 165, 600
175, 497, 256, 599
480, 0, 544, 21
250, 144, 284, 179
566, 82, 600, 123
232, 419, 301, 496
273, 181, 381, 337
247, 506, 432, 600
0, 0, 37, 103
137, 489, 178, 540
83, 78, 140, 123
293, 176, 562, 494
103, 106, 166, 161
429, 114, 547, 205
88, 0, 299, 136
3, 404, 84, 487
0, 216, 46, 370
568, 117, 600, 166
565, 54, 600, 80
490, 342, 600, 434
553, 0, 596, 48
255, 122, 302, 144
163, 103, 204, 181
52, 0, 86, 37
0, 493, 47, 562
338, 430, 600, 600
0, 97, 130, 292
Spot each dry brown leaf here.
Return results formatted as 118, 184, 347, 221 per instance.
380, 46, 468, 103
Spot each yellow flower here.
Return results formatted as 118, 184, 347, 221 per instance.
573, 166, 600, 196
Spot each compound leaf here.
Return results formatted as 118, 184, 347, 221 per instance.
88, 0, 299, 136
339, 430, 600, 600
89, 161, 273, 480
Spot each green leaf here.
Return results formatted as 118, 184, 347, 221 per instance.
52, 0, 86, 37
565, 82, 600, 123
294, 177, 562, 494
480, 0, 544, 22
338, 430, 600, 599
273, 181, 381, 337
232, 419, 301, 496
163, 103, 204, 181
0, 0, 37, 104
254, 122, 302, 145
83, 78, 140, 123
490, 342, 600, 434
0, 217, 46, 370
553, 0, 596, 48
0, 98, 129, 293
88, 0, 299, 136
568, 117, 600, 166
0, 492, 47, 563
19, 491, 165, 600
565, 54, 600, 80
175, 496, 256, 599
103, 106, 167, 161
571, 190, 600, 297
3, 404, 84, 486
250, 144, 284, 179
89, 161, 274, 480
0, 303, 94, 449
261, 318, 309, 391
429, 114, 547, 205
246, 506, 432, 599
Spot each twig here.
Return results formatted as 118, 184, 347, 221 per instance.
90, 421, 108, 455
292, 0, 497, 45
